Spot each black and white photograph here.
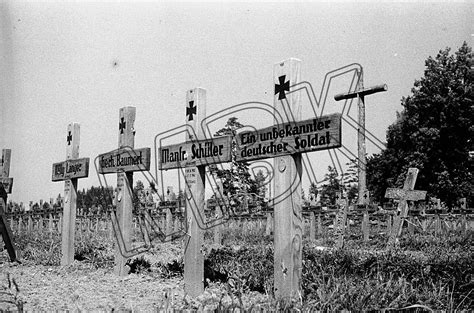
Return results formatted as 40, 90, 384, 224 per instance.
0, 1, 472, 310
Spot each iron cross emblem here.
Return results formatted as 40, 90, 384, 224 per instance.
67, 131, 72, 145
186, 101, 197, 121
274, 75, 290, 100
119, 117, 126, 134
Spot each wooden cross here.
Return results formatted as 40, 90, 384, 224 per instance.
51, 123, 90, 266
385, 168, 426, 248
272, 58, 303, 300
97, 107, 151, 275
0, 148, 17, 262
334, 70, 387, 205
183, 88, 206, 296
334, 190, 348, 248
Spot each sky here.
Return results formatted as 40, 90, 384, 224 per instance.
0, 1, 472, 205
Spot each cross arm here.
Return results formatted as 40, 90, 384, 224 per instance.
334, 84, 388, 101
384, 188, 427, 201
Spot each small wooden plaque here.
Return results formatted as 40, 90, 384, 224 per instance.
97, 147, 151, 174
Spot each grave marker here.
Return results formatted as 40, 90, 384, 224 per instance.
385, 168, 426, 248
272, 58, 303, 300
97, 107, 151, 276
0, 149, 18, 262
51, 124, 90, 266
183, 88, 206, 296
361, 189, 370, 241
334, 191, 348, 248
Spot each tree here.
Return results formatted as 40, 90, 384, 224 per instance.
320, 166, 342, 206
367, 42, 473, 206
209, 117, 261, 213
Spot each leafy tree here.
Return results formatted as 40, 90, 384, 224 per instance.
367, 42, 473, 206
342, 159, 359, 204
320, 166, 342, 206
209, 117, 262, 213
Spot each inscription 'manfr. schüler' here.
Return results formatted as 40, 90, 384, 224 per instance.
161, 142, 224, 164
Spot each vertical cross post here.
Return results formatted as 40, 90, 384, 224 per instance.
52, 123, 90, 266
334, 191, 348, 249
115, 107, 136, 275
273, 58, 303, 300
184, 88, 206, 297
361, 190, 370, 241
61, 124, 79, 265
334, 73, 387, 204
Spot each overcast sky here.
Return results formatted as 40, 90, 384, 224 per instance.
0, 1, 471, 204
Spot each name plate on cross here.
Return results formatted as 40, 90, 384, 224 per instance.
97, 147, 151, 174
158, 136, 232, 170
52, 158, 90, 181
236, 113, 341, 162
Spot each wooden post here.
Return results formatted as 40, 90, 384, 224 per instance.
51, 123, 90, 266
265, 212, 272, 236
184, 88, 206, 297
214, 206, 223, 245
115, 107, 135, 275
309, 211, 316, 241
334, 75, 387, 203
0, 148, 17, 262
386, 168, 426, 248
166, 208, 173, 240
334, 191, 348, 249
361, 190, 370, 242
273, 58, 303, 300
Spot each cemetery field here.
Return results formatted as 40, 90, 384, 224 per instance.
1, 217, 473, 311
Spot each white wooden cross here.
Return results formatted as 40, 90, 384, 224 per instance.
385, 167, 426, 248
51, 123, 90, 265
334, 190, 348, 248
97, 107, 151, 275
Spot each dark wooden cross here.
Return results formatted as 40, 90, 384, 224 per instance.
385, 167, 426, 248
334, 70, 387, 205
0, 148, 17, 262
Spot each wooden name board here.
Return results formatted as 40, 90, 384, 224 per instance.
52, 158, 90, 181
97, 147, 151, 174
158, 136, 232, 170
0, 177, 13, 194
236, 113, 341, 162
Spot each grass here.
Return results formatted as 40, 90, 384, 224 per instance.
4, 218, 473, 310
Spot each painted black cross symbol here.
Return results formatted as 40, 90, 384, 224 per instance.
274, 75, 290, 100
119, 117, 126, 134
186, 101, 197, 121
67, 131, 72, 145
